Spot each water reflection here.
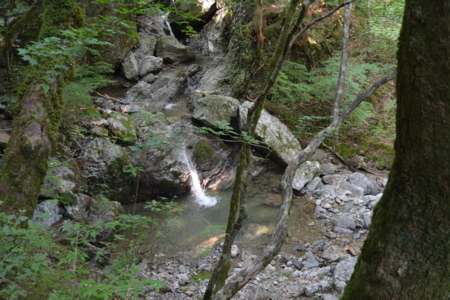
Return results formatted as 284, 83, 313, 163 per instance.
131, 172, 322, 263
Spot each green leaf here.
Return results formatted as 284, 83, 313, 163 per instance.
44, 76, 56, 83
129, 146, 142, 152
40, 84, 50, 93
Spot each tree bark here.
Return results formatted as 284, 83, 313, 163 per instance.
0, 0, 85, 219
0, 0, 44, 68
341, 1, 450, 299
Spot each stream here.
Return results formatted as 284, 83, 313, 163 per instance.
101, 52, 324, 264
129, 171, 322, 263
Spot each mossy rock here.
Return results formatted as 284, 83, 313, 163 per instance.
106, 111, 137, 142
194, 139, 215, 161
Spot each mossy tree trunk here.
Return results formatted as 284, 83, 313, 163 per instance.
341, 1, 450, 299
0, 0, 86, 219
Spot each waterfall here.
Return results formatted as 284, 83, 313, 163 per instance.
161, 12, 176, 38
182, 147, 218, 207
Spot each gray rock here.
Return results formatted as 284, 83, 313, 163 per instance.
347, 173, 378, 195
333, 256, 357, 282
65, 195, 123, 241
138, 55, 163, 77
177, 274, 189, 286
322, 175, 341, 185
85, 2, 137, 68
316, 266, 332, 276
292, 161, 322, 191
333, 215, 357, 230
137, 14, 168, 38
320, 279, 332, 293
102, 99, 116, 110
321, 163, 343, 175
322, 245, 347, 262
239, 101, 302, 166
231, 245, 240, 258
314, 206, 327, 219
285, 284, 303, 297
41, 163, 76, 197
142, 73, 156, 83
155, 36, 195, 63
333, 227, 354, 234
304, 283, 321, 297
121, 51, 139, 81
340, 183, 364, 197
306, 177, 322, 191
33, 200, 61, 227
302, 251, 320, 269
80, 138, 124, 178
322, 185, 336, 198
322, 294, 339, 300
190, 93, 240, 128
124, 72, 187, 113
134, 32, 157, 59
343, 202, 354, 212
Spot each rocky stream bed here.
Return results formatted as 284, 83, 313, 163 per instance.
18, 7, 392, 300
128, 151, 387, 300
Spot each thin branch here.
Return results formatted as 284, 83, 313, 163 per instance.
290, 0, 357, 48
93, 91, 128, 104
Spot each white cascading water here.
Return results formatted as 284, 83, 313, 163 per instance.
182, 148, 218, 207
161, 13, 176, 38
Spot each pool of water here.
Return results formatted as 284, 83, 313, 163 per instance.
130, 172, 322, 263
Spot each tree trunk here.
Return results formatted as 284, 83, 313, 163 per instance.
341, 1, 450, 299
0, 0, 85, 219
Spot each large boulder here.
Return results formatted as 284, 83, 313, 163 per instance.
123, 71, 187, 113
64, 194, 124, 241
155, 36, 195, 63
137, 14, 172, 38
133, 32, 157, 59
80, 139, 125, 178
40, 162, 77, 198
33, 200, 62, 227
121, 51, 139, 81
138, 55, 163, 77
239, 101, 302, 166
189, 93, 240, 128
106, 111, 137, 142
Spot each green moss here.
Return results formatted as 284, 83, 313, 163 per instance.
193, 270, 214, 281
194, 139, 215, 161
334, 143, 353, 160
40, 0, 86, 39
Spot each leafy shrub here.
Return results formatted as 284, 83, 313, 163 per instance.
0, 199, 174, 300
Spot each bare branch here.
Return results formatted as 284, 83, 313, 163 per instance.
290, 0, 357, 48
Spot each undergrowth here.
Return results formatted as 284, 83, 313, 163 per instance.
62, 61, 114, 119
0, 199, 181, 300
